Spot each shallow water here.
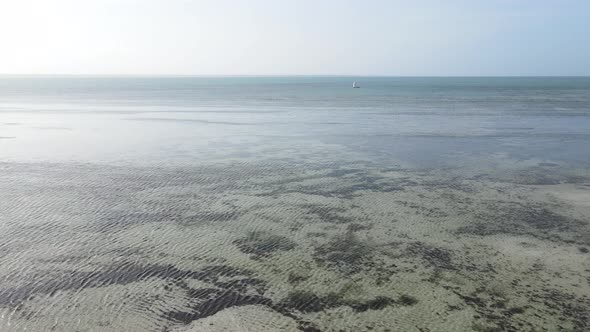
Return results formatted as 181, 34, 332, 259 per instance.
0, 77, 589, 331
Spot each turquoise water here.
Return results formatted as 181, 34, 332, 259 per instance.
0, 77, 589, 331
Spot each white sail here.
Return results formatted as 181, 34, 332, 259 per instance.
353, 81, 359, 88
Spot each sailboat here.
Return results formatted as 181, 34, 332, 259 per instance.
353, 81, 360, 88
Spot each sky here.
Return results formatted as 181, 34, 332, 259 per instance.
0, 0, 589, 76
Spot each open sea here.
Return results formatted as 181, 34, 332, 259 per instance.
0, 76, 589, 331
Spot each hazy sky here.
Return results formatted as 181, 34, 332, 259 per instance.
1, 0, 589, 76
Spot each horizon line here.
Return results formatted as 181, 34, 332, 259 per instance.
1, 74, 590, 78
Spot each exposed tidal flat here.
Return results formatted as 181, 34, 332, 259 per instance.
0, 77, 589, 331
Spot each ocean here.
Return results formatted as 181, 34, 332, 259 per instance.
0, 76, 589, 331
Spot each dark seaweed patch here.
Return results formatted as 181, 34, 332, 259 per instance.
405, 242, 453, 269
287, 272, 310, 285
307, 232, 328, 238
278, 291, 399, 314
521, 208, 576, 230
165, 292, 272, 324
399, 294, 419, 306
453, 283, 590, 332
532, 289, 589, 331
165, 287, 400, 330
256, 169, 408, 199
456, 201, 589, 245
0, 263, 252, 307
472, 322, 504, 332
233, 231, 296, 258
313, 230, 372, 272
505, 306, 525, 315
350, 296, 395, 312
297, 321, 323, 332
163, 272, 275, 328
453, 290, 521, 332
302, 204, 354, 224
395, 200, 450, 218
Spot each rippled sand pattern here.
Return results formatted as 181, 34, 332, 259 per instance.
0, 156, 588, 332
